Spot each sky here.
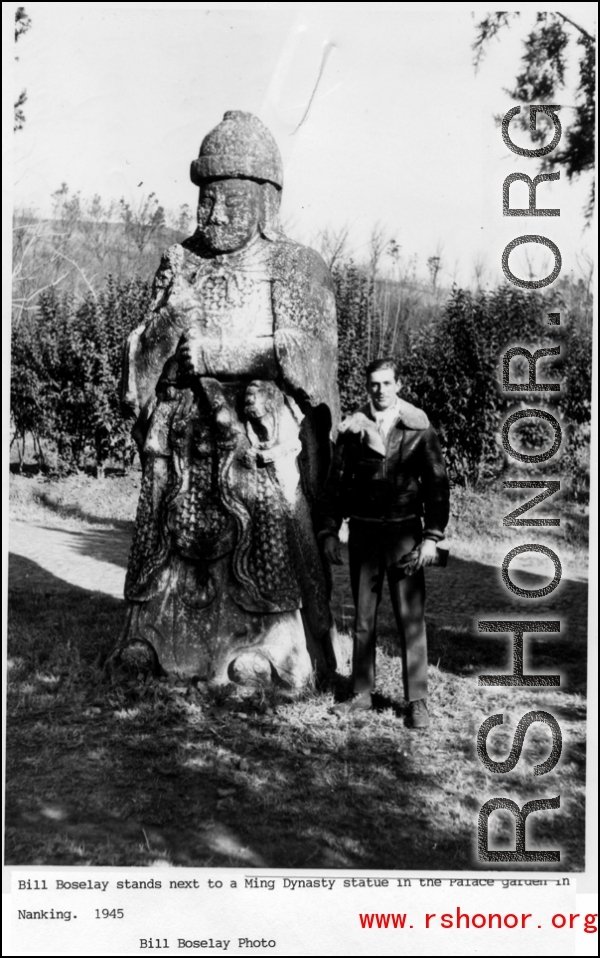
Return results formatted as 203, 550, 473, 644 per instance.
3, 1, 597, 287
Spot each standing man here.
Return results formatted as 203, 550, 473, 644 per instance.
319, 358, 450, 727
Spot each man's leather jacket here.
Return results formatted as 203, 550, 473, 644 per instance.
317, 398, 450, 541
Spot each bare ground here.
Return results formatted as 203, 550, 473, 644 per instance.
5, 473, 588, 870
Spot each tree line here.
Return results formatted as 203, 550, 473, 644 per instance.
10, 195, 592, 497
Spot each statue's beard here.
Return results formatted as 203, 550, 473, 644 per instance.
200, 223, 259, 254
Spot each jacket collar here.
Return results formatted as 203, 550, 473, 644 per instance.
359, 398, 430, 431
367, 397, 402, 429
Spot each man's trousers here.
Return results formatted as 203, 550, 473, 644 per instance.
348, 517, 428, 702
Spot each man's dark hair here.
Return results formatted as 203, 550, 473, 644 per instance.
365, 357, 400, 381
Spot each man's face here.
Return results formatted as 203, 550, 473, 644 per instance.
198, 178, 262, 253
367, 368, 400, 411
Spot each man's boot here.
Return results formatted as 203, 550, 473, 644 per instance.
408, 698, 429, 728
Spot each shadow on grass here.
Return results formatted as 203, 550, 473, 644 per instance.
9, 552, 83, 595
6, 556, 587, 871
425, 621, 587, 694
330, 549, 588, 693
26, 523, 132, 571
36, 492, 136, 533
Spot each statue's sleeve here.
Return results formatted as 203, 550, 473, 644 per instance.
121, 244, 187, 433
271, 244, 339, 423
271, 243, 340, 499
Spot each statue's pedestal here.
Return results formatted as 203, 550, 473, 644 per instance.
123, 576, 316, 689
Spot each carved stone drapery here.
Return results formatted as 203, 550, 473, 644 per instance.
116, 112, 339, 687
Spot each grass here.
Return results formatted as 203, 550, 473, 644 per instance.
9, 470, 140, 529
9, 470, 590, 576
6, 472, 588, 869
444, 484, 589, 580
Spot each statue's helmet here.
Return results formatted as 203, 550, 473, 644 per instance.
190, 111, 283, 190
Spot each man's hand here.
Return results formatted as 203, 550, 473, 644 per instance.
414, 538, 437, 570
323, 535, 343, 565
395, 539, 440, 577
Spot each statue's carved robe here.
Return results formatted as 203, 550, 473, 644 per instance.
118, 231, 339, 685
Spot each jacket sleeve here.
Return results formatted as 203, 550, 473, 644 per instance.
314, 436, 352, 540
419, 426, 450, 541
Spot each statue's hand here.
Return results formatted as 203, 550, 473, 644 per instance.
176, 330, 209, 378
241, 448, 270, 468
241, 448, 257, 468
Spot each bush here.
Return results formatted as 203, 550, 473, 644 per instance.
332, 261, 374, 416
11, 260, 592, 498
11, 277, 152, 471
396, 285, 591, 492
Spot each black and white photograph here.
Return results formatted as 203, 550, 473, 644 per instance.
3, 2, 596, 954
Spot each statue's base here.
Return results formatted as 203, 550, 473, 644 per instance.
116, 600, 318, 690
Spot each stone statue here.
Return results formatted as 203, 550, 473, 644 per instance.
117, 111, 340, 688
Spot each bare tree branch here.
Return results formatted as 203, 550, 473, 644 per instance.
316, 226, 350, 271
53, 252, 98, 298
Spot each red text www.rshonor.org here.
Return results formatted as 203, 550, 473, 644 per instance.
359, 911, 598, 932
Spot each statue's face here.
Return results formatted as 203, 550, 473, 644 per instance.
198, 178, 262, 253
244, 383, 268, 420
